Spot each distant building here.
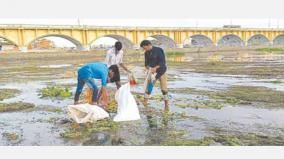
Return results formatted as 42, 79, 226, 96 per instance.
28, 38, 55, 49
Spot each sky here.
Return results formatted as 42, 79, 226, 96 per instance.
1, 19, 284, 28
0, 0, 283, 19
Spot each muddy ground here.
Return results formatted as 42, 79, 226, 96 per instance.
1, 48, 284, 146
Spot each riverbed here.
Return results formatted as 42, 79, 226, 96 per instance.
1, 49, 284, 146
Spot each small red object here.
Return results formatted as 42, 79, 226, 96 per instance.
129, 74, 138, 86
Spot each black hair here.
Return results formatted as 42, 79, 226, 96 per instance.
140, 40, 152, 47
109, 65, 120, 82
114, 41, 122, 51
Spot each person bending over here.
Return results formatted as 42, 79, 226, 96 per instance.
74, 62, 119, 105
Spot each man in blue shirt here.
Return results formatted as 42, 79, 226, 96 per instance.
74, 62, 119, 105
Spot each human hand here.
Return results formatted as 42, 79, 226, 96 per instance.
97, 87, 109, 107
144, 67, 149, 73
150, 67, 157, 74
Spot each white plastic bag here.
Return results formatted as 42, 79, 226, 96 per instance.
68, 103, 109, 123
113, 83, 140, 122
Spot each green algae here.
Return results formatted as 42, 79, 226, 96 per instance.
35, 105, 63, 113
2, 132, 22, 144
40, 86, 72, 98
271, 80, 282, 84
0, 89, 21, 101
218, 86, 284, 106
60, 119, 119, 139
172, 85, 284, 108
0, 102, 35, 112
175, 100, 224, 109
256, 47, 284, 54
162, 137, 214, 146
2, 132, 20, 141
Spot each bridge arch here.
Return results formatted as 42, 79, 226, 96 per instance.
247, 34, 270, 46
218, 34, 245, 47
146, 35, 176, 48
27, 34, 84, 50
273, 35, 284, 46
188, 35, 214, 47
90, 34, 134, 49
0, 36, 19, 51
0, 36, 18, 46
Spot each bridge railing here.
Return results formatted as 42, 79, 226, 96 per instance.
0, 24, 284, 31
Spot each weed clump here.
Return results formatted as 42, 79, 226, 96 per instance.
40, 86, 72, 98
106, 100, 118, 113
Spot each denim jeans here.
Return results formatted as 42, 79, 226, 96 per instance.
75, 78, 98, 102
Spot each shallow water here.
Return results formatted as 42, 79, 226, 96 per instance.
39, 64, 73, 69
170, 71, 284, 91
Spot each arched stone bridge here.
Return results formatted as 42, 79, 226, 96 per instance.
1, 24, 284, 51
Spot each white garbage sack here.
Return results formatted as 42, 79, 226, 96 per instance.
68, 103, 109, 123
113, 83, 141, 122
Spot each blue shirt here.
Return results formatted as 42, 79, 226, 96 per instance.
78, 62, 108, 86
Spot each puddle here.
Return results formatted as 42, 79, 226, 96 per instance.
170, 71, 284, 91
39, 64, 72, 68
0, 82, 72, 107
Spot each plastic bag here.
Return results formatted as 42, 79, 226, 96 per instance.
84, 87, 109, 107
113, 83, 140, 122
143, 71, 156, 94
128, 73, 138, 86
97, 87, 109, 107
68, 103, 109, 123
84, 88, 93, 104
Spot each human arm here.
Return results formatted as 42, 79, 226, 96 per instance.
119, 63, 131, 73
154, 48, 166, 79
97, 86, 109, 107
105, 50, 111, 65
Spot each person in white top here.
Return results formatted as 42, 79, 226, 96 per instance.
105, 41, 131, 89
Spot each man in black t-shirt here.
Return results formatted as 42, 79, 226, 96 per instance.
140, 40, 169, 112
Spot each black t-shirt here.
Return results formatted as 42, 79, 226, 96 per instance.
144, 46, 167, 79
